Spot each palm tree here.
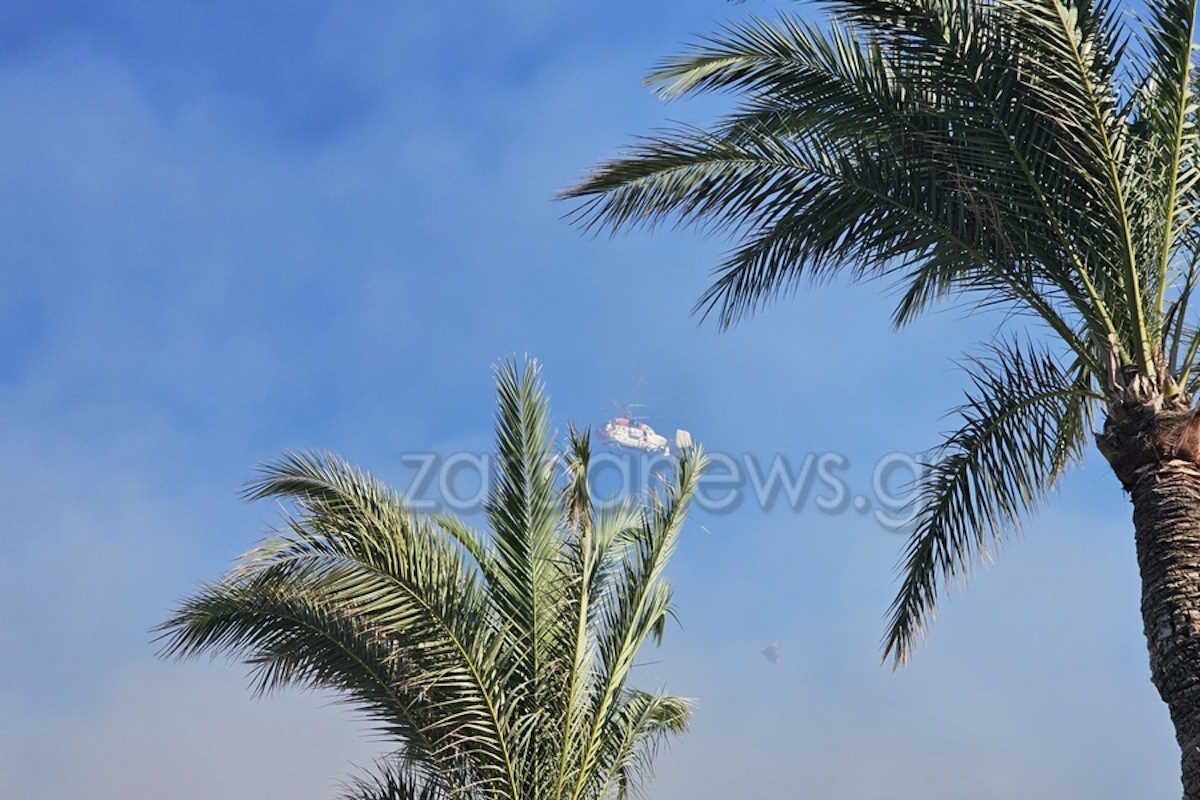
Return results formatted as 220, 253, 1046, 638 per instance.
157, 360, 704, 800
564, 0, 1200, 793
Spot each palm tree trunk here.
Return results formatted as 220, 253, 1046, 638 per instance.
1100, 399, 1200, 797
1130, 460, 1200, 798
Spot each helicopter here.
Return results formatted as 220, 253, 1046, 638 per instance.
600, 401, 691, 456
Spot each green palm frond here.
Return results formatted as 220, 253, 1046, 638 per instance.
571, 447, 704, 800
589, 691, 692, 800
161, 454, 517, 796
564, 11, 1126, 364
340, 760, 449, 800
549, 425, 599, 800
486, 360, 560, 702
1130, 0, 1200, 323
884, 340, 1100, 665
434, 513, 502, 590
158, 359, 700, 800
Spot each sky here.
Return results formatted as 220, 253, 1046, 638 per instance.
0, 1, 1182, 797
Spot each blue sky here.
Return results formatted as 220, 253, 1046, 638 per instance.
0, 1, 1180, 797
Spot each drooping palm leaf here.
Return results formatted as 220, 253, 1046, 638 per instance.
340, 760, 449, 800
884, 341, 1100, 663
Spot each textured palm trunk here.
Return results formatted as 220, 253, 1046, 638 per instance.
1101, 403, 1200, 798
1131, 461, 1200, 798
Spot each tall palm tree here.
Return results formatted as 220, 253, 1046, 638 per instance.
564, 0, 1200, 793
157, 360, 704, 800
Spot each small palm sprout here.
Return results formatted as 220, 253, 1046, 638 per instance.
157, 360, 705, 800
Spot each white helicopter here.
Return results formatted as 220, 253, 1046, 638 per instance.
600, 402, 691, 456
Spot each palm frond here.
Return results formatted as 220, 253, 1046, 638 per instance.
160, 453, 520, 799
884, 340, 1099, 665
564, 11, 1126, 366
1036, 0, 1156, 363
570, 447, 705, 800
435, 513, 503, 590
486, 359, 560, 703
340, 758, 449, 800
589, 691, 692, 800
1132, 0, 1200, 323
548, 425, 600, 800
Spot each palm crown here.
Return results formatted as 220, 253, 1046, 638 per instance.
564, 0, 1200, 664
158, 360, 705, 800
